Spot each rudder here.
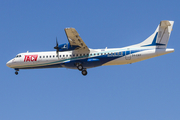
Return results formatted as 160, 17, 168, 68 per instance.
156, 21, 174, 48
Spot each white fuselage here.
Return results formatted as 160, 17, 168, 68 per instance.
6, 47, 174, 70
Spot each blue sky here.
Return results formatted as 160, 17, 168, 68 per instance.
1, 0, 180, 120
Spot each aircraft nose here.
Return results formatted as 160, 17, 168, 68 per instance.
6, 60, 12, 67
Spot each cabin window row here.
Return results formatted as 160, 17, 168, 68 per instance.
38, 52, 123, 58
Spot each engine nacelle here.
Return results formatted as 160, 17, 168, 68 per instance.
58, 43, 79, 51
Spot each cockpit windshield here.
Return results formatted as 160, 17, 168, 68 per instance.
15, 55, 21, 58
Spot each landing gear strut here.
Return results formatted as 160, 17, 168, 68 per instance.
15, 68, 19, 75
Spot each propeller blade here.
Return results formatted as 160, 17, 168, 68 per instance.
58, 50, 59, 59
56, 37, 58, 46
54, 37, 59, 59
54, 37, 59, 49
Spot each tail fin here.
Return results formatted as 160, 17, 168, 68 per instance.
139, 20, 174, 48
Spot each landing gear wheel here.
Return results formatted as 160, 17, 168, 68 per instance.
15, 71, 18, 75
82, 70, 87, 76
77, 65, 83, 71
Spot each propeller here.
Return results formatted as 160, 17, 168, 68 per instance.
54, 37, 59, 59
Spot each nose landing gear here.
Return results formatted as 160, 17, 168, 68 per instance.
15, 68, 19, 75
15, 71, 18, 75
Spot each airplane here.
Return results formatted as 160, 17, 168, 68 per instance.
6, 20, 174, 76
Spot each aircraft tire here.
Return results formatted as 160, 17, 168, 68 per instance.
15, 71, 18, 75
77, 65, 83, 71
82, 70, 87, 76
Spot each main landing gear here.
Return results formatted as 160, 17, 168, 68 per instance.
77, 64, 83, 71
15, 68, 19, 75
76, 63, 87, 76
81, 69, 87, 76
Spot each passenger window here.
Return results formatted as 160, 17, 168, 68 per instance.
73, 54, 75, 57
94, 53, 96, 55
80, 54, 82, 56
70, 55, 72, 57
90, 54, 92, 56
43, 56, 45, 58
40, 56, 41, 58
60, 55, 61, 57
53, 55, 55, 57
76, 54, 78, 56
97, 53, 99, 55
66, 55, 68, 57
50, 55, 51, 58
46, 56, 48, 58
63, 55, 65, 57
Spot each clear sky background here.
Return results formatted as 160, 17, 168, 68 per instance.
1, 0, 180, 120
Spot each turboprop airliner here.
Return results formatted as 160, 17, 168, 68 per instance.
6, 20, 174, 76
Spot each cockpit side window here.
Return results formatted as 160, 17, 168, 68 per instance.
15, 55, 22, 58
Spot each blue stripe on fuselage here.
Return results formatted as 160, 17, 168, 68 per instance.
64, 49, 145, 69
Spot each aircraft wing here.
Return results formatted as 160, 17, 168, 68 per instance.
64, 28, 90, 52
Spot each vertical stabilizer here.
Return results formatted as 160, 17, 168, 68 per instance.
137, 20, 174, 48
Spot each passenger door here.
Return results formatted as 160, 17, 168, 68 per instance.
125, 49, 131, 60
